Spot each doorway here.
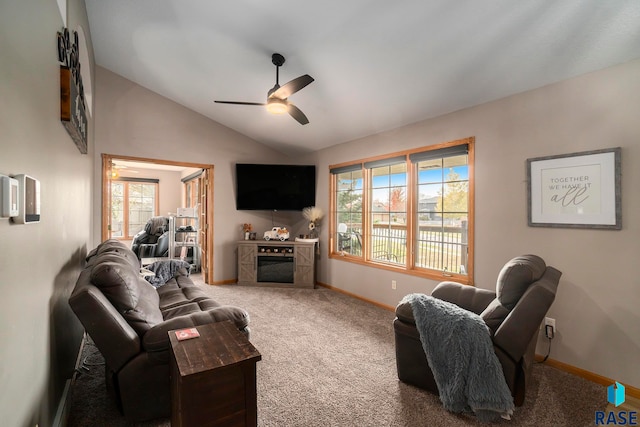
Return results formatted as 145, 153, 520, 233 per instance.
101, 154, 215, 284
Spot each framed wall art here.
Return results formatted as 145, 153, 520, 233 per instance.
527, 147, 621, 229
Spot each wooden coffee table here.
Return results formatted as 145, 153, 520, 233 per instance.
169, 321, 261, 427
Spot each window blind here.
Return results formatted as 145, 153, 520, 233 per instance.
409, 144, 468, 163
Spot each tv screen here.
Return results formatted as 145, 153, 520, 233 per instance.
236, 163, 316, 211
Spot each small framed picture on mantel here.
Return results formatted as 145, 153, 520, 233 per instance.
527, 147, 621, 230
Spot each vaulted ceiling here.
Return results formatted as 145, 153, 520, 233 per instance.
86, 1, 640, 156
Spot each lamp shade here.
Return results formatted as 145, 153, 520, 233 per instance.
266, 98, 288, 114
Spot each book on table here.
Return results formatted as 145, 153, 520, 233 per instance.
174, 328, 200, 341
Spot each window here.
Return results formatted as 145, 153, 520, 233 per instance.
330, 137, 474, 283
366, 156, 407, 264
333, 166, 363, 256
182, 169, 203, 208
411, 145, 470, 275
110, 179, 159, 239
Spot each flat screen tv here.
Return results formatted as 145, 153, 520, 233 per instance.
236, 163, 316, 211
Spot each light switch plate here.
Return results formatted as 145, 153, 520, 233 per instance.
0, 175, 19, 218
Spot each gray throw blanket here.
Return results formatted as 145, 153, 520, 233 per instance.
144, 260, 191, 288
402, 293, 514, 422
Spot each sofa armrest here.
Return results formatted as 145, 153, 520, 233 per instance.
431, 281, 496, 315
142, 306, 250, 353
395, 300, 416, 324
69, 282, 141, 372
395, 283, 496, 325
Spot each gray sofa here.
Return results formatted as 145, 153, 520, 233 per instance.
69, 239, 250, 422
394, 255, 561, 406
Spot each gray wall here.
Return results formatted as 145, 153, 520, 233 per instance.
305, 59, 640, 390
0, 0, 94, 425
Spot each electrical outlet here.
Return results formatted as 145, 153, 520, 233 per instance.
391, 280, 397, 290
545, 325, 554, 339
544, 317, 556, 339
544, 317, 556, 330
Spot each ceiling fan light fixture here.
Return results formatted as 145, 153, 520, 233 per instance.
266, 98, 289, 115
215, 53, 312, 124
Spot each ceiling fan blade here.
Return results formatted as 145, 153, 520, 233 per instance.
288, 103, 309, 125
214, 101, 265, 106
271, 74, 314, 99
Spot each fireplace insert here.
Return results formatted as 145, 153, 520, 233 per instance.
257, 246, 294, 283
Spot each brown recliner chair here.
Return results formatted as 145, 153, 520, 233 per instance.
394, 255, 561, 406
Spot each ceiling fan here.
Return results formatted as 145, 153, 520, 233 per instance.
215, 53, 314, 125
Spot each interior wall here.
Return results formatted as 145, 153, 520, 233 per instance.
116, 168, 184, 219
306, 59, 640, 389
93, 67, 295, 282
0, 0, 95, 425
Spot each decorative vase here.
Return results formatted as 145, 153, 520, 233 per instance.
244, 232, 250, 240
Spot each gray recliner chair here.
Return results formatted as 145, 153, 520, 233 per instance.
394, 255, 561, 406
131, 216, 169, 259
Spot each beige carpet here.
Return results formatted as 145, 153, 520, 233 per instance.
67, 281, 607, 426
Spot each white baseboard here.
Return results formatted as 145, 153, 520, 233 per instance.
52, 379, 71, 427
52, 333, 87, 427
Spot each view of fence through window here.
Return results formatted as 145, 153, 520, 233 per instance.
333, 142, 470, 277
335, 167, 363, 255
110, 181, 157, 239
111, 181, 124, 238
369, 161, 407, 263
415, 154, 469, 274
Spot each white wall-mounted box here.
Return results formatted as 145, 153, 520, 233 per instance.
12, 174, 40, 224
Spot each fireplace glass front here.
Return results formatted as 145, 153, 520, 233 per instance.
257, 256, 294, 283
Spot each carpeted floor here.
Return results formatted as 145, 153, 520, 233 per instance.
67, 281, 607, 426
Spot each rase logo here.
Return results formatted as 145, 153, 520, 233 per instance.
610, 382, 626, 407
595, 382, 638, 425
